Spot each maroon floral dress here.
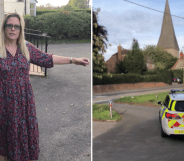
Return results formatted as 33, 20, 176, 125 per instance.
0, 42, 54, 161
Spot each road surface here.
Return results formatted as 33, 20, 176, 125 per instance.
30, 43, 91, 161
93, 102, 184, 161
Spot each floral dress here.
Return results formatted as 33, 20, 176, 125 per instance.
0, 42, 54, 161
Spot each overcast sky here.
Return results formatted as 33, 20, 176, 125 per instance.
36, 0, 92, 7
93, 0, 184, 61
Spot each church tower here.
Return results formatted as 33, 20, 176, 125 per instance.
157, 0, 179, 58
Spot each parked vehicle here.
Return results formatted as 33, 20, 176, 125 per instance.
158, 89, 184, 137
172, 77, 177, 82
172, 77, 181, 83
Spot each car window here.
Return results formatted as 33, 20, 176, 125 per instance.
163, 95, 170, 107
174, 101, 184, 112
169, 100, 174, 110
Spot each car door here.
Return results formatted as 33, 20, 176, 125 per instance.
160, 95, 170, 120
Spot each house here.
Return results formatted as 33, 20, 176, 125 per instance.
145, 57, 154, 70
4, 0, 38, 16
0, 1, 4, 24
172, 51, 184, 69
106, 44, 128, 73
106, 44, 155, 73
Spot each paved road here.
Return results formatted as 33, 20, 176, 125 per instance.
93, 83, 183, 104
93, 103, 184, 161
29, 43, 91, 161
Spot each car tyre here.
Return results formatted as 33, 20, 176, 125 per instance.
160, 122, 167, 137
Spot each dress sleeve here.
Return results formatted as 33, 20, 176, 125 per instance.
26, 42, 54, 68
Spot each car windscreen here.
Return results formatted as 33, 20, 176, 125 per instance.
175, 101, 184, 112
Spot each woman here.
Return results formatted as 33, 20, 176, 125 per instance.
0, 13, 89, 161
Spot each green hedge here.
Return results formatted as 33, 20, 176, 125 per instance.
173, 69, 183, 83
36, 9, 91, 16
24, 11, 91, 40
93, 70, 173, 85
36, 10, 58, 16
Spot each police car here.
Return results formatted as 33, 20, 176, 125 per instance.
158, 89, 184, 137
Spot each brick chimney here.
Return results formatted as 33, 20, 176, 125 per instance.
118, 44, 122, 61
180, 51, 183, 59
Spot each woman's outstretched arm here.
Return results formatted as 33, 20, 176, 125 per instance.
52, 55, 89, 66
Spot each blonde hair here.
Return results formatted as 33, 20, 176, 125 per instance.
0, 13, 30, 61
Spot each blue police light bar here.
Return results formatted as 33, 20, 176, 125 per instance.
170, 89, 184, 93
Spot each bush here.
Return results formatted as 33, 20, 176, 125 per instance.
93, 73, 144, 85
36, 10, 59, 16
143, 45, 178, 69
93, 69, 174, 85
24, 11, 91, 40
36, 9, 91, 16
116, 49, 147, 75
173, 69, 183, 83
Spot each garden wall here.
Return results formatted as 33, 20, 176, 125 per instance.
93, 82, 168, 93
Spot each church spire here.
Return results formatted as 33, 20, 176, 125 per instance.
157, 0, 179, 56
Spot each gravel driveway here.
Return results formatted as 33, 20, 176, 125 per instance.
30, 43, 91, 161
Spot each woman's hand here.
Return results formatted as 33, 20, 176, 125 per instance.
73, 58, 90, 66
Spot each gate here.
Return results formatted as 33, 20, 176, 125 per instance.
24, 29, 51, 77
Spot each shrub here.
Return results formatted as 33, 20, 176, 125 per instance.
173, 69, 183, 83
93, 69, 173, 85
143, 45, 177, 69
24, 11, 91, 40
36, 9, 91, 16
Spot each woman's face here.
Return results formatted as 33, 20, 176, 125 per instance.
4, 17, 21, 42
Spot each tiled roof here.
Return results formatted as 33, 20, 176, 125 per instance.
157, 0, 179, 51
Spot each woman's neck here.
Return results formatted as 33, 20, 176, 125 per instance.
5, 39, 17, 47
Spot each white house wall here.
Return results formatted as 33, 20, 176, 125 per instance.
0, 0, 4, 25
4, 0, 31, 16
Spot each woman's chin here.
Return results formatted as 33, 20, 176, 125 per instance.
6, 37, 18, 42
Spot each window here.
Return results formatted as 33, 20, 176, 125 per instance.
174, 101, 184, 112
30, 3, 35, 16
169, 100, 174, 110
30, 10, 34, 16
163, 95, 170, 107
30, 4, 34, 9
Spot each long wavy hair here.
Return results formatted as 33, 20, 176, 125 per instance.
0, 13, 30, 61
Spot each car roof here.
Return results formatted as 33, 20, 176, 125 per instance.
170, 93, 184, 101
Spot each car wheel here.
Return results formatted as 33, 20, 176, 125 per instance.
160, 122, 167, 137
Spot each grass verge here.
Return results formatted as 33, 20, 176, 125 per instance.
114, 91, 170, 107
49, 39, 91, 44
93, 104, 122, 121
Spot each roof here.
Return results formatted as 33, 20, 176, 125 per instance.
157, 0, 179, 51
170, 93, 184, 101
106, 48, 129, 62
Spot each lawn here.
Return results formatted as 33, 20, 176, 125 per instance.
93, 104, 122, 121
114, 91, 170, 107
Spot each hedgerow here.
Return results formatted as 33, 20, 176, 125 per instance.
24, 11, 91, 40
36, 9, 91, 16
93, 69, 174, 85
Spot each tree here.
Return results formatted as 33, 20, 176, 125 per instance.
68, 0, 87, 9
132, 38, 140, 51
45, 3, 52, 9
115, 60, 126, 73
93, 9, 108, 77
117, 39, 147, 74
62, 5, 73, 11
143, 45, 178, 70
